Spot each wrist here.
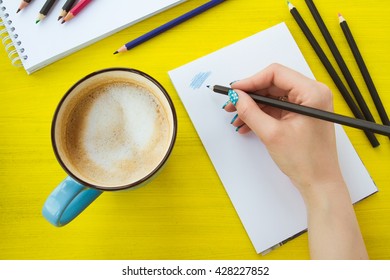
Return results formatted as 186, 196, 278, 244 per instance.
293, 173, 351, 210
296, 175, 368, 259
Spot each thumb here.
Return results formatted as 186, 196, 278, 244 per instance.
231, 89, 280, 141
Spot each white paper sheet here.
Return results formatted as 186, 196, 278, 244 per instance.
168, 22, 377, 254
0, 0, 185, 73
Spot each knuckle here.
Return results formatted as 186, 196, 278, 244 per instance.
307, 81, 334, 110
317, 81, 332, 97
267, 63, 283, 72
316, 82, 334, 109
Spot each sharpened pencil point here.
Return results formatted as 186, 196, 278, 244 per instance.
35, 19, 40, 24
113, 51, 119, 55
206, 85, 211, 88
16, 9, 21, 13
58, 16, 63, 21
338, 13, 345, 23
61, 20, 65, 24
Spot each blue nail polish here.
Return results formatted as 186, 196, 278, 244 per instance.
222, 100, 230, 109
230, 114, 238, 124
228, 89, 239, 106
236, 124, 245, 132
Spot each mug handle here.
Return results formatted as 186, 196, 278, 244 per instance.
42, 176, 103, 227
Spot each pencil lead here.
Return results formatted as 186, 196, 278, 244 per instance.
338, 13, 346, 23
113, 51, 119, 55
61, 20, 66, 24
16, 9, 21, 13
206, 85, 211, 88
58, 16, 63, 21
35, 19, 40, 24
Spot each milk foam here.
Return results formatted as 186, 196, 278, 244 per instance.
64, 82, 171, 187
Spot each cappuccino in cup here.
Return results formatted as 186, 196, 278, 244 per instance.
53, 69, 177, 189
43, 68, 177, 226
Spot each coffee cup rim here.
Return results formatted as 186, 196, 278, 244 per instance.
51, 67, 177, 191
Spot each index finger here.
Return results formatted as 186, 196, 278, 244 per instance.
231, 63, 315, 95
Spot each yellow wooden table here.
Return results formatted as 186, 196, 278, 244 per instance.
0, 0, 389, 260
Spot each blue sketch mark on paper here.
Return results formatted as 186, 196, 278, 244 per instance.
190, 72, 211, 89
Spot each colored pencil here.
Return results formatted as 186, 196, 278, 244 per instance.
305, 0, 376, 128
58, 0, 77, 21
61, 0, 92, 24
113, 0, 225, 54
208, 85, 390, 137
287, 1, 379, 147
339, 13, 390, 131
17, 0, 32, 13
36, 0, 57, 24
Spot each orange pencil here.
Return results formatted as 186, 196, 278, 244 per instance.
61, 0, 92, 24
17, 0, 32, 13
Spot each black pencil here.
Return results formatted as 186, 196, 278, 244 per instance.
339, 13, 390, 131
287, 1, 379, 147
58, 0, 77, 21
304, 0, 377, 127
208, 85, 390, 137
36, 0, 57, 24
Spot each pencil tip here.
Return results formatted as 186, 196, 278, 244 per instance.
113, 51, 119, 55
35, 19, 40, 24
16, 9, 21, 13
58, 16, 63, 21
61, 20, 65, 24
338, 13, 346, 23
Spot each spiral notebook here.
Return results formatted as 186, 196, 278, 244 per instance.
0, 0, 185, 74
169, 22, 378, 254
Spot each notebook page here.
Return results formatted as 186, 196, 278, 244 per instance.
168, 22, 377, 253
1, 0, 185, 74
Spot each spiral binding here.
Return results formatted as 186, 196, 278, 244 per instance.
0, 0, 27, 67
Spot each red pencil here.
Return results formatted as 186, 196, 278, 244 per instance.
61, 0, 92, 24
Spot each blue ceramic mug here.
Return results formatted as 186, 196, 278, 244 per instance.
43, 68, 177, 226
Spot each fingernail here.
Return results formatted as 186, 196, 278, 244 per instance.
230, 114, 238, 124
236, 124, 245, 132
222, 100, 230, 109
228, 89, 239, 106
229, 80, 240, 86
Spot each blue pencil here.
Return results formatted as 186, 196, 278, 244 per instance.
113, 0, 225, 54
